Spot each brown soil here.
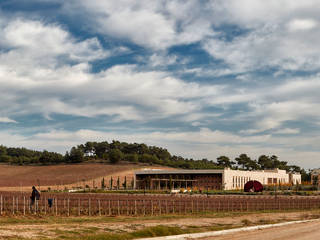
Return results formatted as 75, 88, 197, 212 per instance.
0, 163, 172, 191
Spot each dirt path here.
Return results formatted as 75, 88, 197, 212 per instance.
0, 211, 318, 239
199, 219, 320, 240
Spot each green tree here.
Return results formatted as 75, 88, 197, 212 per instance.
216, 156, 235, 168
122, 176, 127, 189
117, 176, 120, 190
235, 154, 251, 169
109, 149, 123, 164
67, 147, 84, 163
101, 177, 106, 189
110, 176, 113, 190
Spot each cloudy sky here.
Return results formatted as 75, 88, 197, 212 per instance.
0, 0, 319, 168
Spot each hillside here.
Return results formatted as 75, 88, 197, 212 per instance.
0, 162, 173, 192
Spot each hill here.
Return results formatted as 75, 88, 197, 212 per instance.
0, 162, 172, 192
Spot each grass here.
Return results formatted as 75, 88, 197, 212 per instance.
0, 208, 319, 226
1, 209, 320, 240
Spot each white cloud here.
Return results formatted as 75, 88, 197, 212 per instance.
273, 128, 300, 134
0, 17, 224, 122
287, 19, 317, 32
63, 0, 215, 50
0, 117, 17, 123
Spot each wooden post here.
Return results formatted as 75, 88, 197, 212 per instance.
117, 200, 120, 216
134, 200, 137, 215
78, 199, 81, 216
143, 200, 146, 216
197, 199, 199, 213
166, 199, 168, 214
151, 200, 153, 216
23, 196, 25, 215
12, 196, 15, 215
173, 200, 175, 214
159, 200, 161, 215
0, 195, 2, 215
16, 197, 19, 214
191, 200, 194, 213
109, 200, 111, 216
99, 200, 101, 216
89, 199, 91, 216
67, 199, 70, 216
55, 198, 58, 216
44, 197, 47, 215
203, 200, 205, 213
126, 200, 129, 215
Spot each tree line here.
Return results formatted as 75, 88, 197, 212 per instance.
0, 141, 310, 180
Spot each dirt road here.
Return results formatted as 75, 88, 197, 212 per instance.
199, 219, 320, 240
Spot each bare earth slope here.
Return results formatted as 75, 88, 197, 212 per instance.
0, 162, 172, 191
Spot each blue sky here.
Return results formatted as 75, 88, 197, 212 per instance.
0, 0, 320, 168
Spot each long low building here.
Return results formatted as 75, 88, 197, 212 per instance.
134, 168, 301, 190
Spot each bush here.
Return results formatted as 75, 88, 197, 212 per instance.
109, 149, 123, 164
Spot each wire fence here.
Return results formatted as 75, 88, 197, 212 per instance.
0, 193, 320, 216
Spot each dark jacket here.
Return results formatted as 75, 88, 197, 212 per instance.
31, 188, 40, 201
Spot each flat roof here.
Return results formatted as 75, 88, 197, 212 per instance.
135, 169, 224, 175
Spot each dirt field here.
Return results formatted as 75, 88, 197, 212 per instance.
0, 163, 172, 191
0, 210, 318, 239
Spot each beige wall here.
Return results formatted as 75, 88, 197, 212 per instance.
223, 168, 301, 190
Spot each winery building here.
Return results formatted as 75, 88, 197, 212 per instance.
134, 168, 301, 190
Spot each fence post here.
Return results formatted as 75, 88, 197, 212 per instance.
173, 200, 175, 214
98, 200, 101, 216
143, 200, 146, 216
134, 200, 137, 215
118, 200, 121, 216
159, 200, 161, 215
109, 200, 111, 216
55, 198, 58, 216
0, 195, 2, 215
12, 196, 15, 215
191, 200, 194, 214
44, 197, 46, 215
89, 199, 91, 216
166, 199, 168, 214
78, 199, 81, 216
151, 200, 153, 216
126, 200, 129, 216
23, 196, 25, 215
67, 199, 70, 216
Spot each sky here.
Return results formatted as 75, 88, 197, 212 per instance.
0, 0, 319, 168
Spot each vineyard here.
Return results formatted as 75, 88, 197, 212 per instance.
0, 192, 320, 216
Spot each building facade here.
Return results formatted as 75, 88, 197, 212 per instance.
135, 168, 301, 190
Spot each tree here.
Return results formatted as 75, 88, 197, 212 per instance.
124, 153, 138, 163
68, 147, 84, 163
122, 176, 127, 189
235, 154, 251, 169
216, 156, 235, 168
117, 176, 120, 190
109, 149, 123, 164
101, 177, 106, 189
109, 176, 113, 190
258, 155, 272, 169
